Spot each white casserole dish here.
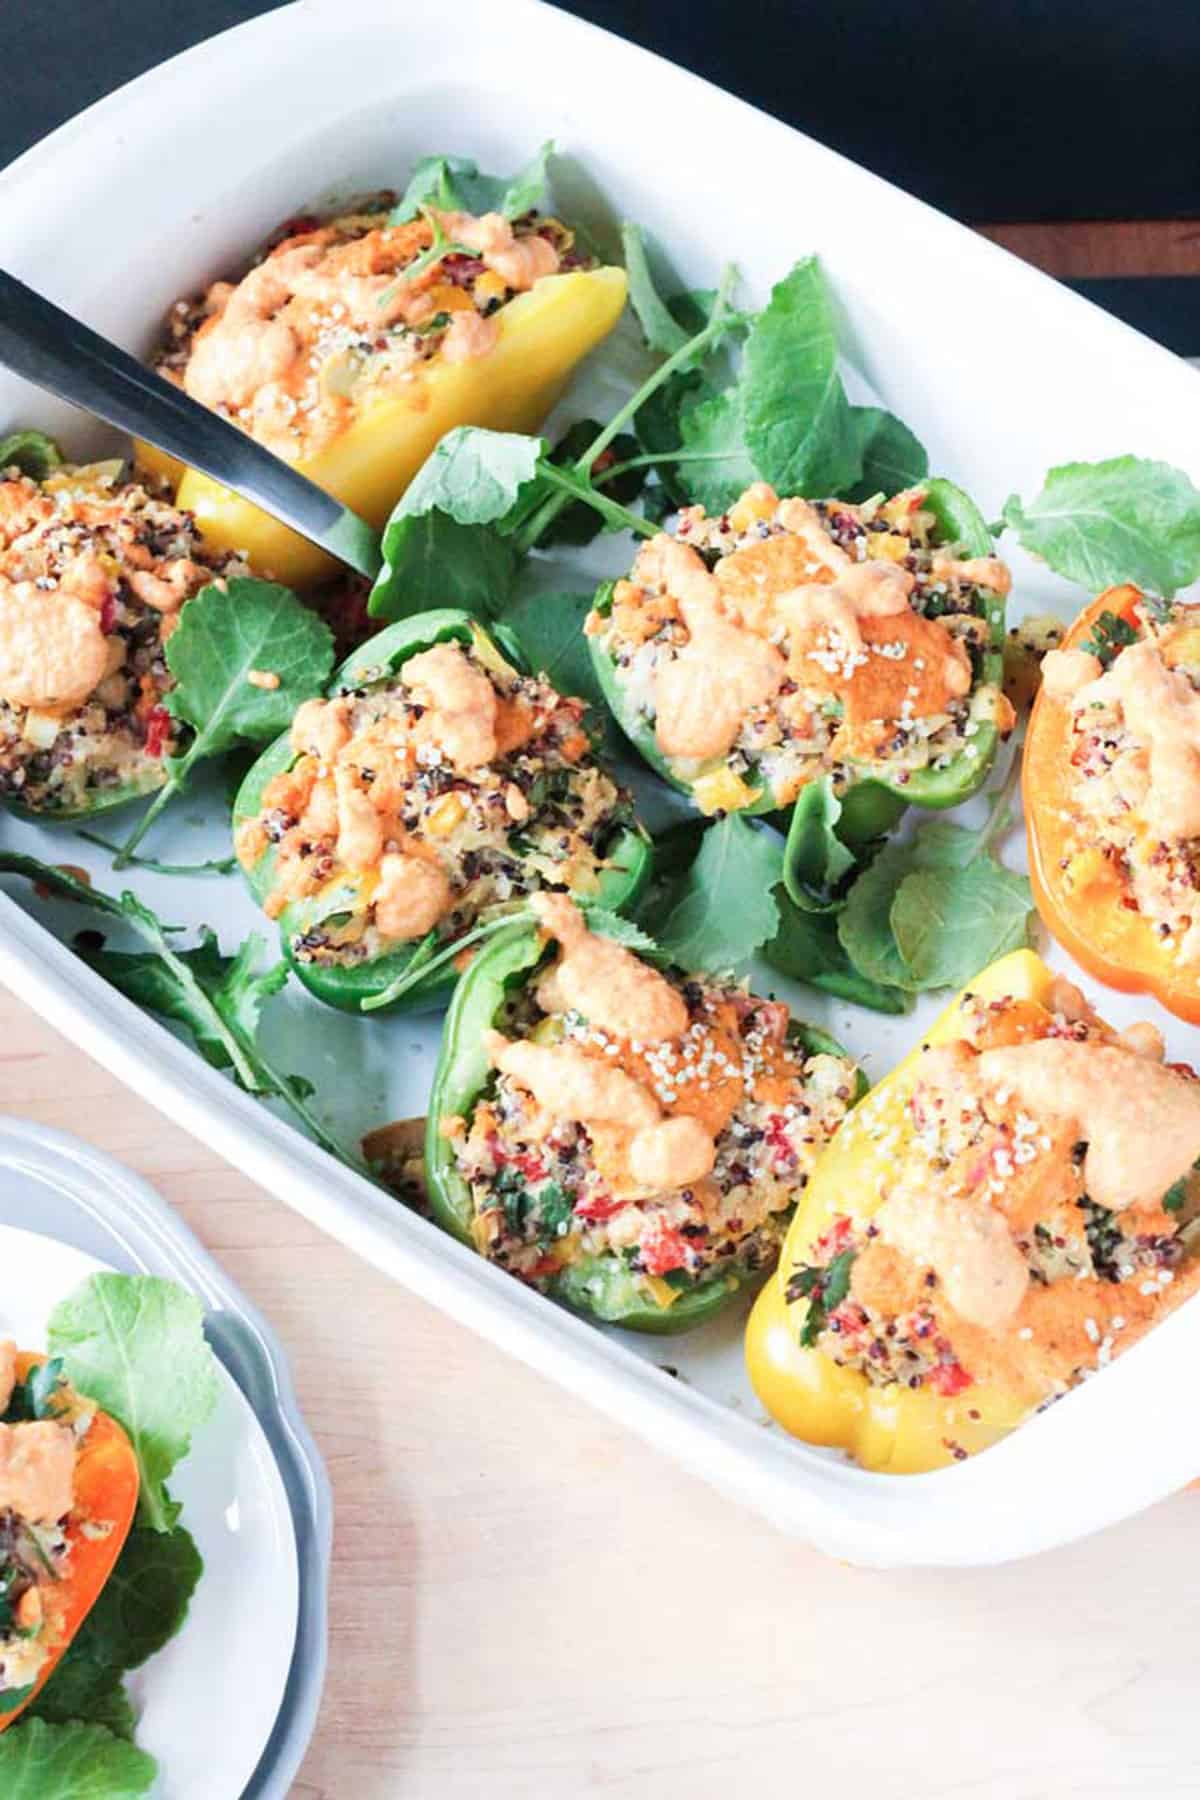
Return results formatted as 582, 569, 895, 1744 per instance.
1, 0, 1198, 1567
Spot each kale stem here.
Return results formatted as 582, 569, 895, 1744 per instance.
110, 775, 182, 870
574, 260, 740, 473
971, 749, 1023, 859
361, 910, 530, 1012
535, 464, 658, 538
77, 831, 235, 877
125, 910, 263, 1092
512, 261, 739, 554
0, 849, 363, 1171
242, 1036, 368, 1174
592, 448, 743, 485
376, 208, 475, 310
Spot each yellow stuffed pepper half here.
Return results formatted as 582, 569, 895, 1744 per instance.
746, 950, 1200, 1473
140, 198, 626, 585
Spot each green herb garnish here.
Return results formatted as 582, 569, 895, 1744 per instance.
837, 761, 1033, 994
1079, 609, 1139, 667
0, 1718, 156, 1796
654, 812, 784, 974
4, 1359, 66, 1423
787, 1248, 856, 1347
391, 141, 555, 225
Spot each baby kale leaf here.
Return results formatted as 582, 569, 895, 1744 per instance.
656, 812, 783, 973
1000, 457, 1200, 598
112, 578, 334, 866
391, 142, 555, 223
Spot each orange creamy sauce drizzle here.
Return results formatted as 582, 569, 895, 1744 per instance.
601, 488, 995, 780
470, 901, 828, 1211
171, 206, 563, 457
0, 1345, 83, 1671
474, 996, 815, 1206
238, 647, 591, 934
1031, 596, 1200, 968
850, 997, 1200, 1399
0, 474, 219, 718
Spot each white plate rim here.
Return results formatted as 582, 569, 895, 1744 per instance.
0, 1117, 331, 1796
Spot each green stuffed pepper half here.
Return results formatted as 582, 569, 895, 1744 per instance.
0, 436, 249, 819
586, 477, 1012, 848
233, 609, 650, 1015
425, 892, 865, 1332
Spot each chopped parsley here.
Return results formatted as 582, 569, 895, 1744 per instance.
0, 1564, 23, 1636
1078, 1198, 1125, 1282
1162, 1177, 1187, 1215
535, 1182, 574, 1241
1079, 609, 1138, 668
495, 1166, 533, 1234
3, 1358, 65, 1423
494, 1168, 574, 1244
1162, 1160, 1200, 1214
787, 1247, 856, 1346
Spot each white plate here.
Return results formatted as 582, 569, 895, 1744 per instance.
0, 1224, 299, 1798
0, 0, 1198, 1567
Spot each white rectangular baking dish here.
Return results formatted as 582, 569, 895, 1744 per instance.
1, 0, 1199, 1566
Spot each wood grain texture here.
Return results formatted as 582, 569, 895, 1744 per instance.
979, 219, 1200, 278
3, 982, 1199, 1798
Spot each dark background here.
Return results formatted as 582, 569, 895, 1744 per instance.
1, 1, 1197, 341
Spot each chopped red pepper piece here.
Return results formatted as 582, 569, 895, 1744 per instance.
640, 1221, 691, 1276
927, 1361, 973, 1397
143, 705, 171, 758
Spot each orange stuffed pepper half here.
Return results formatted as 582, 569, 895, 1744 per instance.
0, 1341, 138, 1727
1025, 582, 1200, 1022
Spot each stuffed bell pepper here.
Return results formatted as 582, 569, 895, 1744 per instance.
143, 194, 626, 586
1025, 583, 1200, 1022
747, 949, 1200, 1472
0, 448, 247, 817
233, 610, 649, 1014
586, 478, 1013, 844
0, 1341, 138, 1728
426, 894, 865, 1331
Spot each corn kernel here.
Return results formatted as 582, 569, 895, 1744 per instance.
1063, 848, 1107, 894
641, 1275, 681, 1309
421, 281, 474, 316
692, 766, 761, 816
474, 270, 508, 307
866, 531, 911, 564
426, 793, 467, 836
728, 482, 778, 534
22, 709, 63, 749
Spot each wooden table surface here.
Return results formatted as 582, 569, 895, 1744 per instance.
5, 978, 1200, 1800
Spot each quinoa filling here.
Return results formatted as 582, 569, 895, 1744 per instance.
589, 482, 1013, 812
154, 198, 591, 463
235, 638, 638, 966
787, 984, 1200, 1405
1051, 598, 1200, 962
0, 463, 246, 814
451, 952, 860, 1302
0, 1353, 93, 1698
